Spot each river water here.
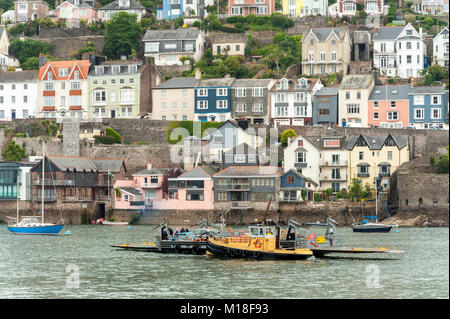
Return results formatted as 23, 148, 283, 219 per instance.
0, 225, 448, 299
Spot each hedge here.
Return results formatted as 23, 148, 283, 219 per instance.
94, 135, 115, 144
105, 127, 122, 143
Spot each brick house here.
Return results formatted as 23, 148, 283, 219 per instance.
14, 0, 49, 22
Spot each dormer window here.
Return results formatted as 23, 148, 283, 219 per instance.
298, 78, 307, 88
128, 65, 137, 74
74, 0, 80, 5
406, 30, 412, 36
74, 70, 79, 80
280, 79, 289, 90
119, 0, 130, 7
58, 68, 68, 77
95, 66, 104, 75
111, 66, 120, 75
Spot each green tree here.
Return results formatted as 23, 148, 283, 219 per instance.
430, 147, 449, 174
9, 39, 52, 65
4, 141, 26, 161
71, 41, 97, 60
280, 129, 297, 146
105, 12, 142, 60
347, 178, 368, 202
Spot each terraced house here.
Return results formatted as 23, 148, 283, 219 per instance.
97, 0, 146, 21
269, 77, 323, 128
37, 57, 91, 119
231, 79, 275, 125
88, 59, 152, 118
282, 0, 327, 17
53, 0, 97, 24
228, 0, 275, 16
301, 27, 352, 76
194, 77, 235, 122
408, 86, 447, 130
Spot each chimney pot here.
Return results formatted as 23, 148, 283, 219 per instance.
147, 160, 152, 170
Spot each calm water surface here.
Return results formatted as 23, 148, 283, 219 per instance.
0, 224, 448, 299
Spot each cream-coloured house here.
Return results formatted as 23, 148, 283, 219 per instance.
152, 77, 198, 121
0, 27, 10, 56
338, 74, 374, 128
301, 27, 352, 76
209, 32, 247, 56
346, 135, 409, 191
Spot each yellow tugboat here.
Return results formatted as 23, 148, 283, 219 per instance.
206, 199, 313, 260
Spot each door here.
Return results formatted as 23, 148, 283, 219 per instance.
111, 110, 116, 118
11, 109, 16, 120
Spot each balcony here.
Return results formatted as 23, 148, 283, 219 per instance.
294, 162, 308, 168
141, 183, 160, 188
357, 172, 370, 178
319, 173, 348, 181
378, 171, 391, 177
32, 194, 57, 202
217, 184, 250, 191
34, 179, 75, 186
319, 160, 348, 167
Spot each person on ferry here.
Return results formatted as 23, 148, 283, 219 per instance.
180, 227, 185, 233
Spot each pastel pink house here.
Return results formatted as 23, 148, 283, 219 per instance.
228, 0, 275, 16
368, 85, 412, 128
53, 0, 97, 24
113, 161, 216, 212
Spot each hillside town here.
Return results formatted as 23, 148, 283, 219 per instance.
0, 0, 449, 228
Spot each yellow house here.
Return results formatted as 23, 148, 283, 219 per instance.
283, 0, 305, 17
346, 135, 409, 192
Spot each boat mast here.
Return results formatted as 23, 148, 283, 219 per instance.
42, 142, 45, 224
16, 174, 19, 223
374, 163, 378, 223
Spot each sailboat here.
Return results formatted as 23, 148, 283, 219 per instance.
352, 176, 392, 233
7, 144, 64, 235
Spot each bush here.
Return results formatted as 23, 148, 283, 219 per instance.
313, 193, 322, 202
94, 135, 115, 144
4, 141, 26, 161
15, 132, 27, 138
105, 127, 122, 143
280, 129, 297, 146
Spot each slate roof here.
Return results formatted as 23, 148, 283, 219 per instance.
47, 156, 98, 172
369, 85, 413, 101
89, 61, 144, 76
92, 159, 125, 173
153, 77, 199, 89
209, 32, 247, 44
346, 135, 408, 150
174, 166, 217, 180
196, 77, 236, 87
0, 70, 39, 83
224, 143, 258, 155
143, 29, 201, 42
372, 26, 404, 41
133, 167, 185, 176
232, 78, 274, 88
315, 87, 339, 96
409, 86, 446, 94
119, 187, 142, 196
340, 74, 373, 90
281, 169, 318, 186
57, 0, 94, 9
99, 0, 144, 10
306, 28, 345, 42
213, 166, 280, 177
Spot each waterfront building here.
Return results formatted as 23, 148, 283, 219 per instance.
0, 70, 39, 121
0, 54, 20, 71
433, 27, 449, 67
14, 0, 49, 22
280, 169, 318, 202
0, 161, 34, 201
194, 77, 235, 122
151, 77, 198, 121
269, 77, 323, 128
53, 0, 97, 24
222, 143, 260, 169
312, 86, 339, 127
37, 57, 91, 119
301, 27, 352, 76
368, 85, 413, 129
284, 134, 349, 193
231, 78, 275, 125
372, 24, 427, 79
228, 0, 275, 17
30, 156, 126, 216
143, 29, 205, 66
210, 32, 247, 56
213, 165, 280, 212
338, 74, 375, 128
408, 86, 447, 130
88, 59, 152, 119
346, 135, 409, 191
97, 0, 146, 21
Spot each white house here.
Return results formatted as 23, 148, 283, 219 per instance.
373, 23, 426, 78
269, 77, 323, 128
1, 10, 15, 24
433, 27, 449, 67
328, 0, 357, 17
0, 70, 39, 121
411, 0, 449, 15
364, 0, 384, 15
97, 0, 146, 21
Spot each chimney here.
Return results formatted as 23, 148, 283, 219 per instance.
419, 27, 423, 37
194, 68, 201, 79
147, 160, 152, 170
38, 54, 47, 68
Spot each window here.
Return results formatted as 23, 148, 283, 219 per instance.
358, 165, 369, 174
119, 89, 134, 103
320, 52, 326, 61
390, 101, 396, 108
357, 91, 361, 99
318, 109, 330, 115
413, 95, 424, 105
61, 96, 65, 107
331, 51, 337, 61
70, 95, 81, 106
172, 102, 177, 110
44, 82, 54, 91
58, 68, 68, 77
387, 112, 398, 120
253, 103, 263, 113
407, 55, 412, 64
236, 88, 246, 97
120, 107, 133, 117
93, 90, 106, 103
374, 101, 379, 108
253, 88, 263, 97
217, 88, 227, 96
217, 100, 228, 109
359, 152, 364, 160
276, 93, 287, 103
406, 42, 411, 49
145, 42, 159, 52
296, 152, 306, 163
374, 112, 379, 120
43, 96, 55, 106
182, 115, 187, 121
431, 95, 441, 105
347, 104, 360, 114
276, 106, 288, 117
295, 92, 305, 102
288, 175, 295, 183
388, 151, 393, 161
414, 108, 424, 119
236, 103, 246, 113
197, 89, 208, 97
345, 91, 350, 100
431, 108, 442, 119
71, 81, 81, 90
197, 100, 208, 109
74, 71, 79, 80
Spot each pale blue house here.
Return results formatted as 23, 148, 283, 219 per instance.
408, 86, 447, 129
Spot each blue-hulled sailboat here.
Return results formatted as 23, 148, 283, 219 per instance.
7, 144, 64, 235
